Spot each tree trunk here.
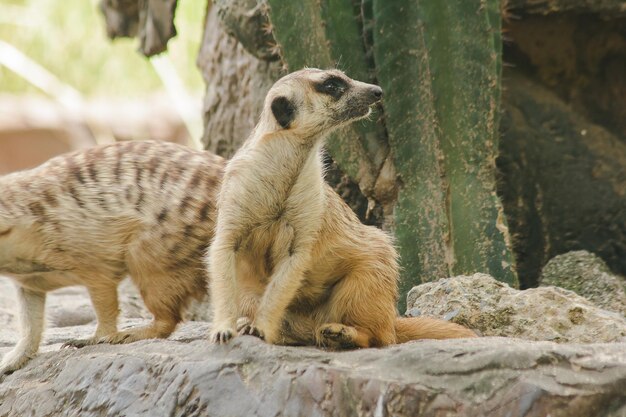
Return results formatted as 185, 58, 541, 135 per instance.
196, 4, 281, 158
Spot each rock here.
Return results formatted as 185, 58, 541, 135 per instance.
2, 275, 626, 416
506, 0, 626, 17
45, 287, 97, 328
498, 68, 626, 287
0, 322, 625, 417
406, 273, 626, 343
540, 251, 626, 316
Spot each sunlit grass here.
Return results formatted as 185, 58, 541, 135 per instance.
0, 0, 205, 96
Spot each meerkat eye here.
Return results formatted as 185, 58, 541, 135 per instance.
315, 76, 348, 99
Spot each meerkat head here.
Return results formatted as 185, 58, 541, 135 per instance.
262, 68, 383, 138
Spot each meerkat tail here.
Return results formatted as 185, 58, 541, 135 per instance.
394, 317, 477, 342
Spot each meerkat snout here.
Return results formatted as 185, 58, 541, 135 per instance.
368, 85, 383, 101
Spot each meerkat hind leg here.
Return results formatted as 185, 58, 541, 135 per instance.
97, 272, 182, 345
97, 317, 178, 344
317, 323, 373, 349
316, 267, 397, 348
63, 283, 120, 349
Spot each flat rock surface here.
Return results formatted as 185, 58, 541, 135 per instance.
1, 323, 625, 417
2, 276, 626, 416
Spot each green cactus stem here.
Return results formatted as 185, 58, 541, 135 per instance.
373, 0, 517, 310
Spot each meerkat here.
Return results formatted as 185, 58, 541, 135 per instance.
0, 140, 224, 376
209, 68, 476, 348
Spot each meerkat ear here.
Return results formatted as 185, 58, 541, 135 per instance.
271, 96, 296, 129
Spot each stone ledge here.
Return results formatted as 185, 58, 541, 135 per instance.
1, 323, 625, 417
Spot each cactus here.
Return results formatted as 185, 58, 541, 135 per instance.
261, 0, 517, 310
373, 0, 517, 308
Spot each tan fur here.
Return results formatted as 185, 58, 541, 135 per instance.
209, 69, 476, 348
0, 141, 224, 376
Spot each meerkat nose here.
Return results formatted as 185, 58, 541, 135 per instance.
370, 86, 383, 101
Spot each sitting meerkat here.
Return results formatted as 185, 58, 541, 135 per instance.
209, 68, 476, 348
0, 141, 224, 376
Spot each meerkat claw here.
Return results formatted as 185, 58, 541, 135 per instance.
211, 330, 234, 344
239, 324, 265, 340
62, 338, 96, 349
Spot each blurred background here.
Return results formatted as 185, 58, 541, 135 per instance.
0, 0, 205, 174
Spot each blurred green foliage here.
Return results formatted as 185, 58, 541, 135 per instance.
0, 0, 205, 96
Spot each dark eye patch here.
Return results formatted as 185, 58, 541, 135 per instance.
314, 75, 348, 99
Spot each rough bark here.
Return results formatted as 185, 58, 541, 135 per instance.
214, 0, 279, 61
498, 69, 626, 287
196, 5, 281, 158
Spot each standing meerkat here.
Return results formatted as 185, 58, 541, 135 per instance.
209, 68, 476, 348
0, 141, 224, 376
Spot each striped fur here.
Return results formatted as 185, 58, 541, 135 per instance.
0, 141, 224, 376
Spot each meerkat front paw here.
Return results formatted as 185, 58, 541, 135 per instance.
239, 318, 282, 343
210, 324, 236, 344
236, 317, 252, 333
211, 329, 234, 344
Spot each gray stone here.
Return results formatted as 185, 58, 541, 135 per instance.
540, 250, 626, 316
1, 322, 626, 417
498, 68, 626, 287
2, 274, 626, 416
407, 273, 626, 343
